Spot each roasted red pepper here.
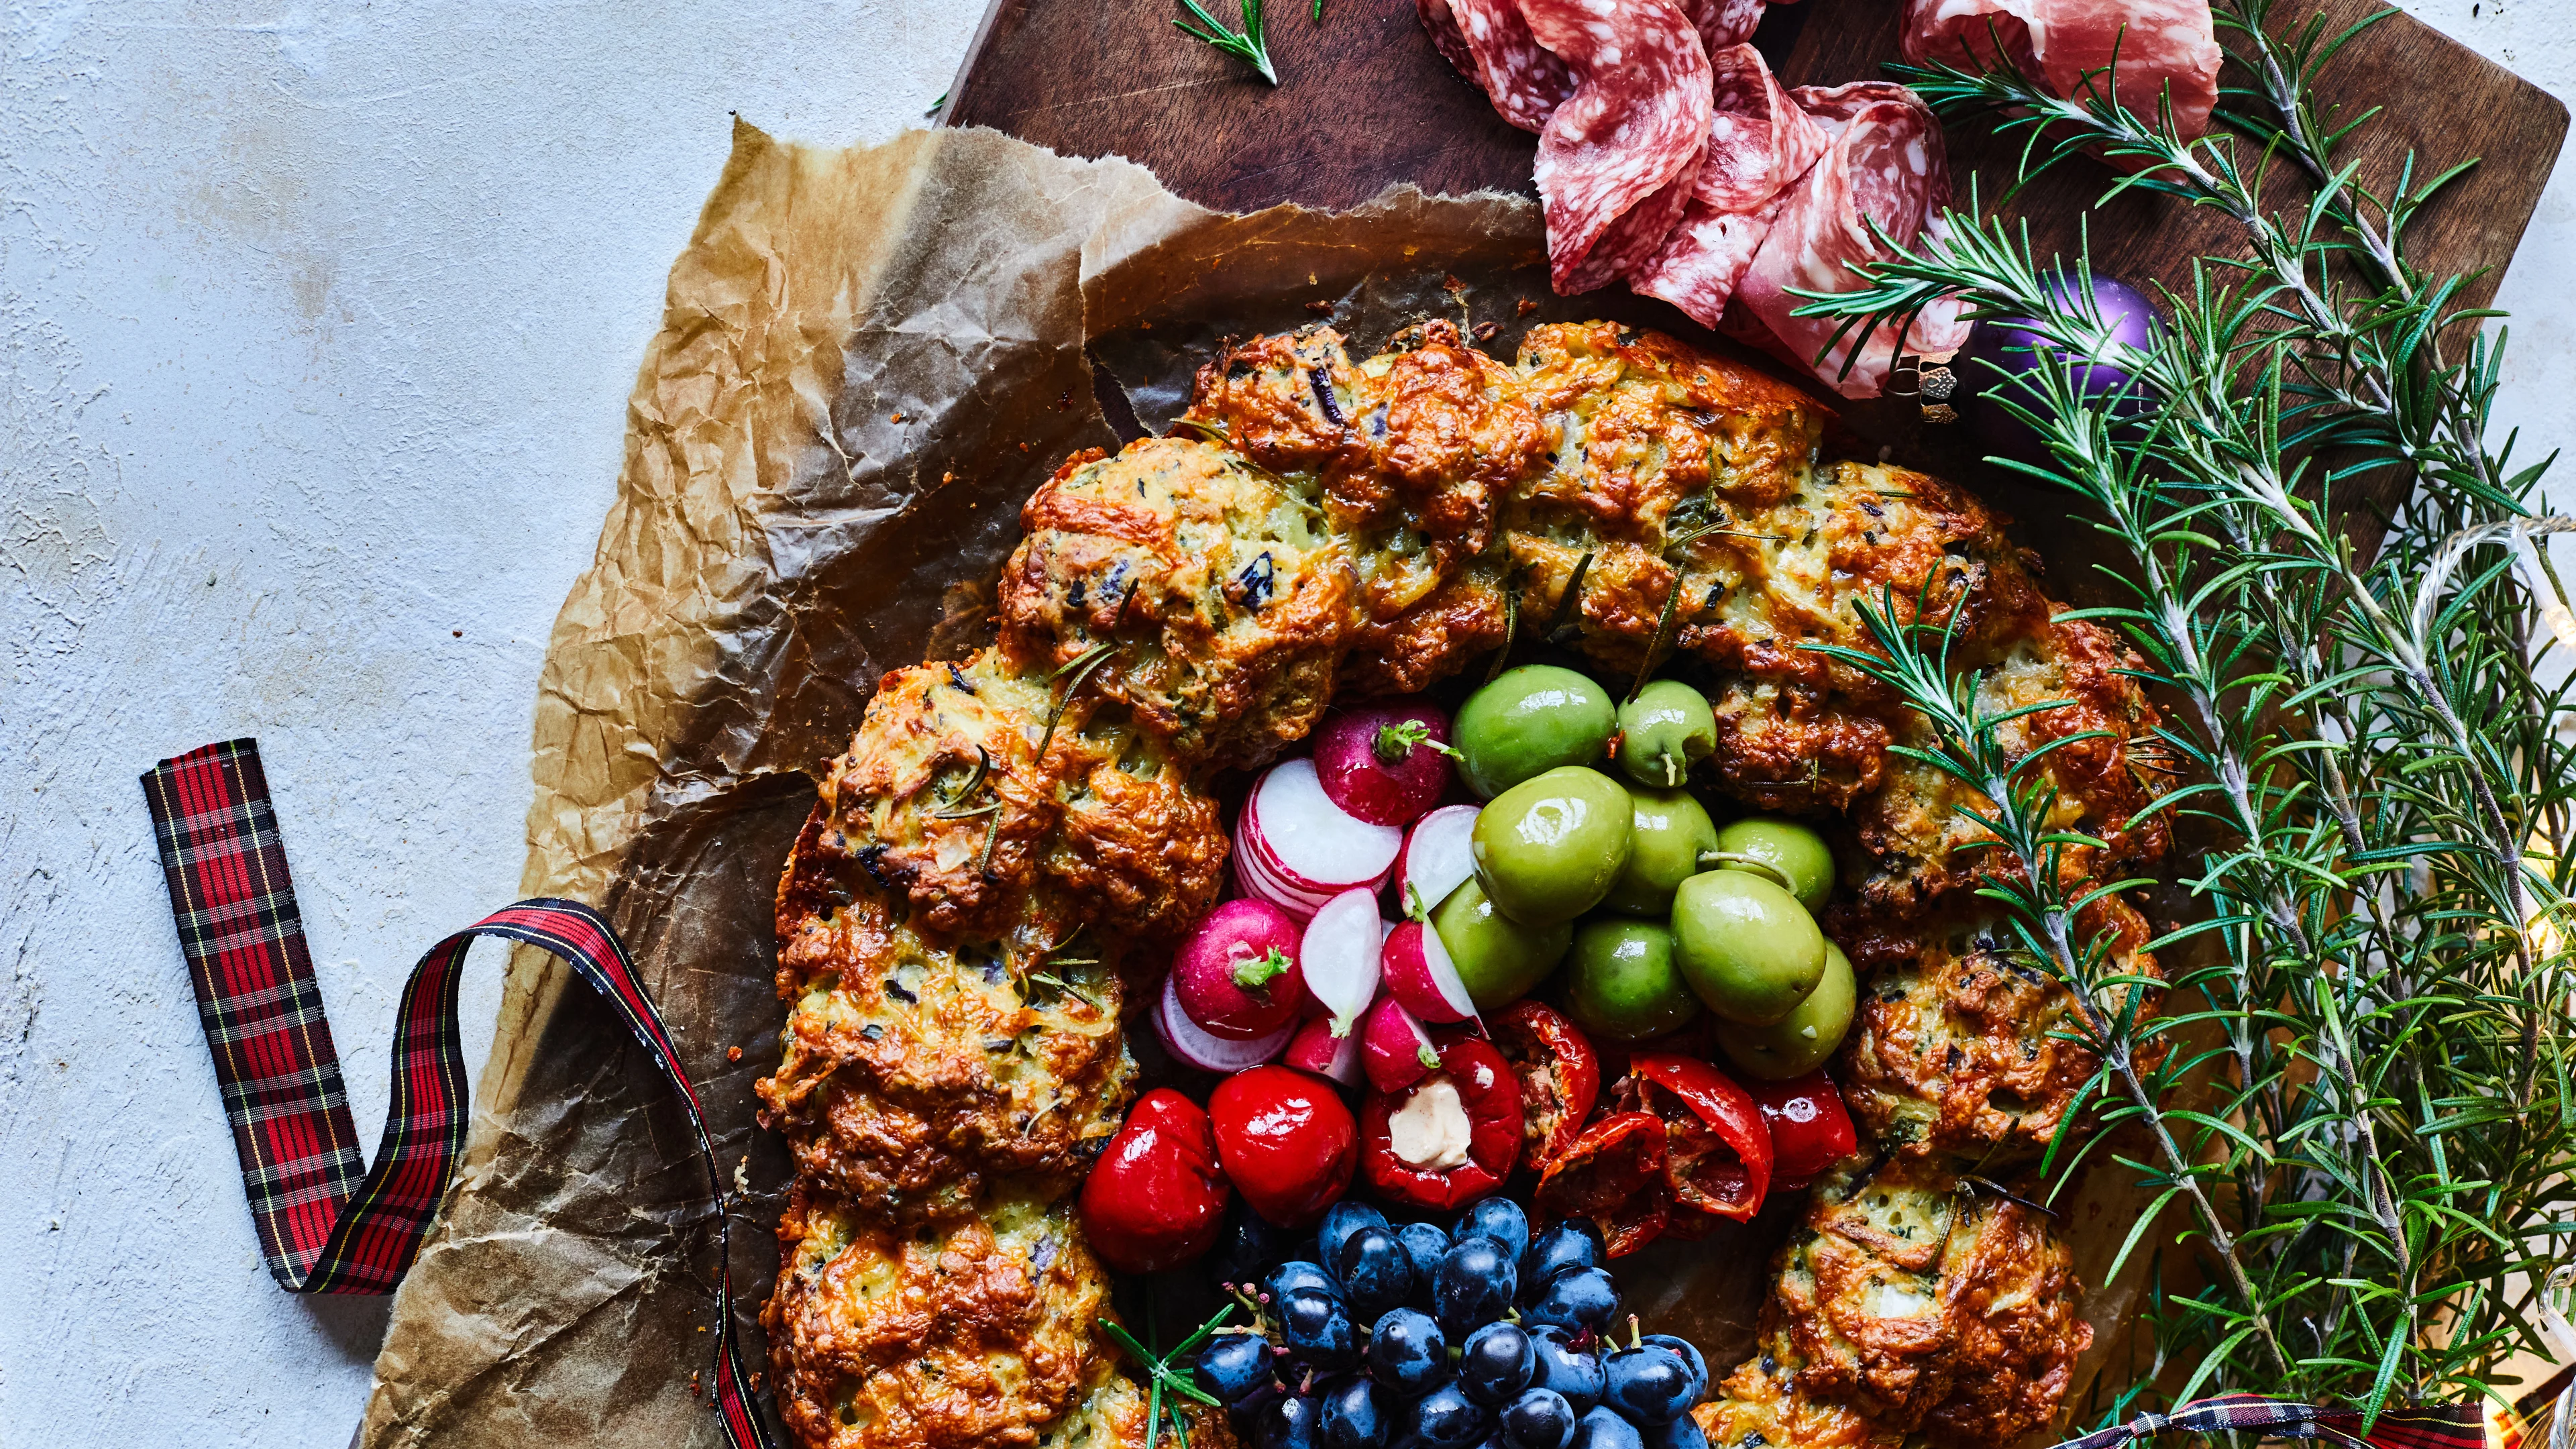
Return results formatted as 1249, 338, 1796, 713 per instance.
1533, 1110, 1670, 1256
1490, 1002, 1601, 1165
1623, 1054, 1773, 1224
1209, 1065, 1356, 1228
1079, 1087, 1233, 1273
1745, 1069, 1860, 1191
1361, 1036, 1523, 1212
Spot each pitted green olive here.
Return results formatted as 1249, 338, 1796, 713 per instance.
1471, 766, 1635, 925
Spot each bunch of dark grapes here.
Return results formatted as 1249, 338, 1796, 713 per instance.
1194, 1197, 1712, 1449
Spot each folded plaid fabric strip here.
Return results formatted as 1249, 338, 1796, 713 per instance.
142, 738, 776, 1449
2051, 1393, 2488, 1449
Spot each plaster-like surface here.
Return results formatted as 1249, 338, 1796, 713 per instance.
1, 1, 2568, 1444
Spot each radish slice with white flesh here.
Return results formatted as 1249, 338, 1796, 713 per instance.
1361, 993, 1441, 1094
1382, 919, 1477, 1024
1233, 785, 1333, 920
1299, 888, 1385, 1033
1244, 760, 1402, 906
1393, 805, 1480, 920
1157, 971, 1295, 1073
1286, 1016, 1364, 1087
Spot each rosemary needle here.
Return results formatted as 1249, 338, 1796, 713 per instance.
1174, 0, 1278, 85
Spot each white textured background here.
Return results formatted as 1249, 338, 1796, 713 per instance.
0, 1, 2567, 1444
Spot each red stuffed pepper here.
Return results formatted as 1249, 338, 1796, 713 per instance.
1623, 1054, 1773, 1225
1533, 1111, 1670, 1256
1745, 1069, 1859, 1191
1361, 1036, 1523, 1211
1489, 1002, 1601, 1165
1079, 1087, 1234, 1272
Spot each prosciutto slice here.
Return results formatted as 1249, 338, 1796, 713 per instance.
1523, 0, 1713, 294
1629, 45, 1827, 325
1732, 86, 1970, 397
1448, 0, 1578, 131
1902, 0, 2220, 141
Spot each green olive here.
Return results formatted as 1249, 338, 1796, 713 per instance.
1454, 665, 1617, 799
1433, 877, 1573, 1010
1472, 766, 1635, 925
1708, 817, 1837, 912
1669, 869, 1826, 1025
1599, 786, 1719, 918
1712, 941, 1856, 1079
1563, 919, 1701, 1042
1617, 680, 1718, 789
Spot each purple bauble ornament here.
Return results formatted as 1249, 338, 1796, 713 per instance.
1957, 271, 2159, 462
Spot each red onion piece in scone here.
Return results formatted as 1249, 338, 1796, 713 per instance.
1523, 0, 1713, 294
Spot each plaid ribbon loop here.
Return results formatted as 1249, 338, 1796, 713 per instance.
2050, 1393, 2485, 1449
143, 739, 775, 1448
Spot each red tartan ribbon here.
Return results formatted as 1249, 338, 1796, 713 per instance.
2050, 1393, 2487, 1449
142, 739, 775, 1449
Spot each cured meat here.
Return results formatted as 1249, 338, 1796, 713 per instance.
1678, 0, 1767, 54
1523, 0, 1713, 294
1448, 0, 1578, 132
1418, 0, 1481, 86
1630, 193, 1784, 327
1902, 0, 2220, 141
1733, 87, 1970, 397
1629, 46, 1825, 325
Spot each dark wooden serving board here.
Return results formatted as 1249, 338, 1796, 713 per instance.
943, 0, 2565, 548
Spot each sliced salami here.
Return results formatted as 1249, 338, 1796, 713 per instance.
1735, 90, 1969, 397
1678, 0, 1768, 54
1630, 193, 1784, 327
1902, 0, 2219, 141
1523, 0, 1713, 294
1450, 0, 1578, 132
1696, 45, 1829, 213
1419, 0, 1483, 87
1628, 46, 1825, 326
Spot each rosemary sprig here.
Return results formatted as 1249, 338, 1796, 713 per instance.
1101, 1304, 1233, 1449
1174, 0, 1277, 85
1790, 1, 2576, 1425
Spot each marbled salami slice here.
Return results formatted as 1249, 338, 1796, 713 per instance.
1523, 0, 1713, 294
1736, 90, 1968, 396
1903, 0, 2218, 140
1678, 0, 1767, 54
1628, 46, 1825, 326
1419, 0, 1483, 87
1631, 193, 1784, 327
1697, 45, 1828, 212
1449, 0, 1578, 132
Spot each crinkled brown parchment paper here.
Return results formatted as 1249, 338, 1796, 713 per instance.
360, 119, 2171, 1448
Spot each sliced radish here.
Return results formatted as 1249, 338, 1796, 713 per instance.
1361, 993, 1442, 1094
1314, 702, 1455, 826
1285, 1016, 1363, 1088
1240, 760, 1403, 917
1382, 919, 1478, 1024
1299, 888, 1385, 1034
1157, 971, 1295, 1073
1175, 898, 1305, 1040
1393, 805, 1479, 920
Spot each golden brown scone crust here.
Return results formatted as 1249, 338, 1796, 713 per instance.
1695, 1356, 1907, 1449
1762, 1158, 2092, 1448
1837, 896, 2161, 1167
765, 1183, 1120, 1449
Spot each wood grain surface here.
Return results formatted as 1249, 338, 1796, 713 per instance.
944, 0, 2566, 551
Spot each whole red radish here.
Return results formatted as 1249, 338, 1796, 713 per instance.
1175, 899, 1305, 1040
1079, 1088, 1232, 1273
1285, 1015, 1362, 1087
1315, 702, 1455, 826
1208, 1065, 1358, 1228
1360, 992, 1441, 1094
